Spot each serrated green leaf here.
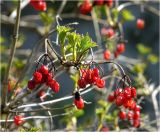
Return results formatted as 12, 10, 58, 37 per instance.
74, 109, 84, 117
136, 44, 151, 55
112, 8, 119, 22
98, 100, 107, 107
147, 54, 159, 64
121, 9, 135, 21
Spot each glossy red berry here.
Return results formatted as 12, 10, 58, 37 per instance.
134, 105, 141, 112
127, 111, 134, 120
133, 119, 140, 128
92, 68, 99, 77
133, 111, 140, 120
106, 28, 115, 38
50, 81, 60, 93
85, 69, 94, 84
107, 93, 115, 102
131, 87, 137, 98
33, 71, 42, 83
28, 80, 36, 90
14, 115, 24, 126
123, 87, 132, 99
116, 43, 125, 54
74, 98, 84, 109
38, 90, 46, 98
80, 0, 92, 14
115, 93, 124, 106
114, 51, 120, 58
118, 111, 126, 120
46, 73, 53, 85
94, 0, 104, 6
105, 0, 113, 8
114, 88, 123, 97
39, 65, 49, 75
137, 19, 145, 29
96, 78, 105, 88
30, 0, 46, 11
103, 50, 111, 60
78, 78, 87, 88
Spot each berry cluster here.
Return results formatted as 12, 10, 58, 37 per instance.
30, 0, 47, 11
107, 87, 141, 128
78, 68, 105, 89
74, 92, 84, 109
28, 65, 60, 93
14, 115, 24, 126
80, 0, 113, 15
136, 19, 145, 30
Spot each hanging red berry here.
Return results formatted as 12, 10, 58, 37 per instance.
78, 78, 87, 88
116, 43, 125, 54
39, 65, 49, 75
96, 78, 105, 88
104, 0, 113, 8
33, 71, 42, 83
136, 19, 145, 29
93, 0, 104, 6
30, 0, 47, 11
28, 80, 36, 90
118, 111, 126, 120
14, 115, 24, 126
74, 92, 84, 109
103, 50, 111, 60
79, 0, 92, 14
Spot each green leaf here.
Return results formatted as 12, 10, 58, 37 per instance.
96, 108, 104, 115
132, 63, 147, 73
147, 54, 159, 64
112, 8, 119, 22
39, 9, 54, 25
79, 34, 97, 53
0, 36, 5, 44
136, 44, 152, 55
74, 109, 84, 117
121, 9, 135, 21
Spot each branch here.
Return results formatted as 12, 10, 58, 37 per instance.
2, 0, 21, 106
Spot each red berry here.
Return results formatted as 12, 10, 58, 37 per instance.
30, 0, 47, 11
123, 99, 136, 110
133, 111, 140, 120
78, 78, 87, 88
94, 0, 104, 6
80, 0, 92, 14
133, 119, 140, 128
103, 50, 111, 60
115, 93, 124, 106
127, 111, 134, 120
116, 43, 125, 53
33, 71, 42, 83
100, 126, 109, 132
28, 80, 36, 90
123, 87, 132, 99
137, 19, 145, 29
96, 78, 105, 88
107, 93, 115, 102
134, 105, 141, 112
74, 97, 84, 109
46, 73, 53, 85
101, 28, 114, 38
50, 81, 60, 93
118, 111, 126, 120
131, 87, 136, 98
38, 90, 46, 98
114, 88, 123, 97
92, 68, 99, 77
105, 0, 113, 8
39, 65, 49, 75
14, 115, 24, 126
85, 69, 94, 84
114, 51, 120, 58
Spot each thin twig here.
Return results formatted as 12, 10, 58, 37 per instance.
2, 0, 21, 106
